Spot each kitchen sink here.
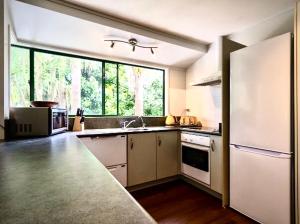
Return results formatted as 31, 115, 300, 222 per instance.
126, 128, 149, 131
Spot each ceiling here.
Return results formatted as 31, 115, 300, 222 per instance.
10, 0, 204, 68
9, 0, 295, 68
63, 0, 295, 43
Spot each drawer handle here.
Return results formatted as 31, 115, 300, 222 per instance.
158, 136, 162, 146
211, 139, 215, 152
130, 139, 134, 150
108, 167, 117, 172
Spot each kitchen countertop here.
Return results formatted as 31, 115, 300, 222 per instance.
0, 133, 156, 224
0, 126, 220, 224
76, 126, 221, 137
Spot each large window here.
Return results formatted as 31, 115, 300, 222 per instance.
10, 45, 165, 116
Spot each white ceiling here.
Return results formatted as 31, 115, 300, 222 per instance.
9, 0, 295, 68
10, 1, 204, 68
63, 0, 295, 43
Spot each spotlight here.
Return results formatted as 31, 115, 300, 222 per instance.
132, 46, 135, 52
151, 48, 154, 54
110, 41, 115, 48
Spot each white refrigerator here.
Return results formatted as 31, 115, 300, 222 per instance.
230, 33, 292, 224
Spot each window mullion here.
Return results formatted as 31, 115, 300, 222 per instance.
102, 61, 105, 115
29, 49, 34, 101
117, 63, 119, 116
163, 70, 165, 116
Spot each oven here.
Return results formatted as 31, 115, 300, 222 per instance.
181, 132, 211, 185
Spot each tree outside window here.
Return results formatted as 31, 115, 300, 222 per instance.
10, 46, 164, 116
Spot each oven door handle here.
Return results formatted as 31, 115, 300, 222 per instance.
181, 142, 210, 152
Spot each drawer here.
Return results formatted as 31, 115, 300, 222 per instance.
80, 135, 127, 166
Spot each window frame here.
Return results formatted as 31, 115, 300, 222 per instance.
11, 44, 166, 117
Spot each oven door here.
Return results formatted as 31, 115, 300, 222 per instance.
181, 142, 210, 185
51, 109, 68, 134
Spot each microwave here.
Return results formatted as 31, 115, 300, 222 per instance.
9, 107, 68, 137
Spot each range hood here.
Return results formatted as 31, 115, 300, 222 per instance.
192, 71, 222, 86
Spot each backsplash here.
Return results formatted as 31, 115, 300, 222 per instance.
68, 116, 166, 130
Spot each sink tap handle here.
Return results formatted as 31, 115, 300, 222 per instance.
122, 121, 128, 129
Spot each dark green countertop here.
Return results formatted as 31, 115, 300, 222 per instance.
0, 133, 156, 224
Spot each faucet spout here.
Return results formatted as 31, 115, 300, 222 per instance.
138, 116, 146, 128
122, 120, 136, 129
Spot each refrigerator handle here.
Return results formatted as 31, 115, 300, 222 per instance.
230, 144, 291, 159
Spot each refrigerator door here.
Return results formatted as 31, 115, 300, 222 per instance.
230, 145, 291, 224
230, 33, 291, 153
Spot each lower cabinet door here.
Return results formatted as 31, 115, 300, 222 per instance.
107, 164, 127, 187
127, 133, 157, 186
157, 131, 179, 179
210, 135, 223, 194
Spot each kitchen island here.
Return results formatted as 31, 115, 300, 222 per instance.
0, 133, 156, 224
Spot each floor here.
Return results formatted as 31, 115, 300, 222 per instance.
131, 180, 257, 224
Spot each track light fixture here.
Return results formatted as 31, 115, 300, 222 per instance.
105, 38, 157, 54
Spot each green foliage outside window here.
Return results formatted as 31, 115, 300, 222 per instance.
80, 60, 102, 115
104, 63, 117, 115
10, 46, 164, 116
10, 47, 30, 107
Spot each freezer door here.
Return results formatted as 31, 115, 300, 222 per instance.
230, 145, 291, 224
230, 33, 291, 153
107, 164, 127, 187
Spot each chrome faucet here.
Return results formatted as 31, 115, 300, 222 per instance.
138, 116, 146, 128
122, 120, 136, 129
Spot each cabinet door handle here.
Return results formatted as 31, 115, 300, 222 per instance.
130, 138, 134, 150
158, 136, 162, 146
211, 139, 215, 152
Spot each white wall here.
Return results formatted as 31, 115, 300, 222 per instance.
0, 0, 11, 140
186, 39, 222, 128
228, 9, 294, 46
185, 9, 294, 128
168, 68, 186, 116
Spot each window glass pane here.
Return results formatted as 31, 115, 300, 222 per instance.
118, 65, 164, 116
143, 68, 164, 116
10, 47, 30, 107
118, 65, 135, 116
34, 52, 102, 115
104, 63, 117, 115
81, 60, 102, 115
34, 52, 72, 110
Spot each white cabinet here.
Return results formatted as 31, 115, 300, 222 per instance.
80, 135, 127, 166
80, 135, 127, 187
